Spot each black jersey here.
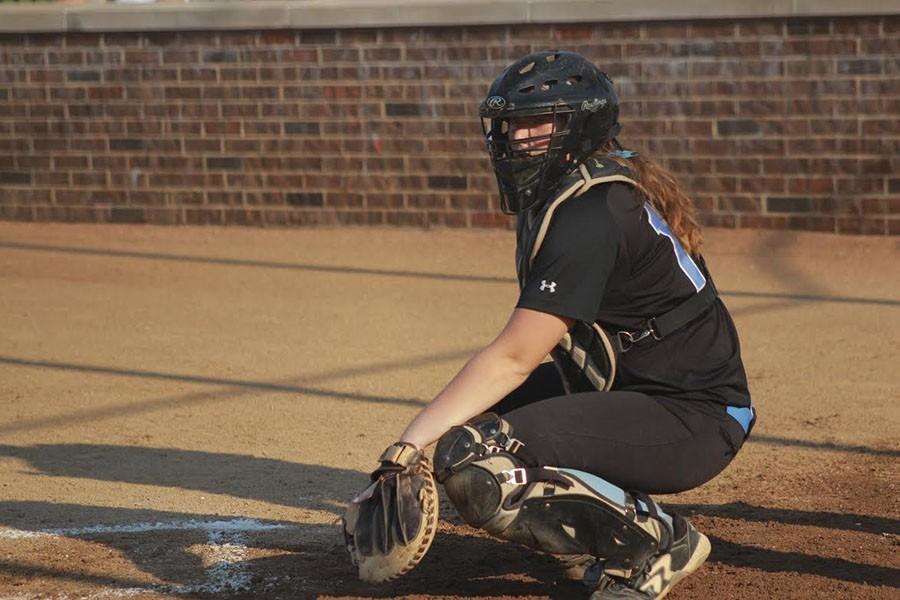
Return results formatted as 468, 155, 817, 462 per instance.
516, 182, 751, 407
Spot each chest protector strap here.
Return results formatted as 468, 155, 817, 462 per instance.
517, 156, 718, 393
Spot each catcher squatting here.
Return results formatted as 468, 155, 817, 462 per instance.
343, 50, 756, 599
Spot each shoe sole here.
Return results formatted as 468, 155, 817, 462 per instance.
643, 531, 711, 600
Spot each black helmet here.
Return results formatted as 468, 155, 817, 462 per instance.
479, 50, 621, 214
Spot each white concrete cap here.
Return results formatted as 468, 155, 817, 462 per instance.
0, 0, 898, 33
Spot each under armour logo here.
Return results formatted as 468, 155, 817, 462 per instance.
581, 98, 607, 112
540, 280, 557, 293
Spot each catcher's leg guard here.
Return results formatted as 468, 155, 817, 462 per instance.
434, 413, 527, 532
434, 413, 673, 576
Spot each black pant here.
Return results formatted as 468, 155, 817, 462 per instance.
490, 363, 747, 495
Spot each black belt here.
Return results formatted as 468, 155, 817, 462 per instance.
616, 278, 719, 353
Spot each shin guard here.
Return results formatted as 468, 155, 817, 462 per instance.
434, 413, 671, 575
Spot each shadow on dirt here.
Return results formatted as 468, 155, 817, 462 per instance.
0, 354, 435, 439
2, 497, 898, 596
1, 361, 896, 458
0, 501, 580, 599
706, 535, 899, 588
0, 445, 367, 512
1, 445, 898, 594
0, 346, 487, 437
0, 240, 516, 285
671, 501, 899, 537
747, 434, 900, 458
2, 240, 897, 306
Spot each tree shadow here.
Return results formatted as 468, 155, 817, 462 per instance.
2, 445, 896, 594
706, 535, 899, 588
0, 444, 580, 596
1, 239, 895, 306
0, 444, 365, 512
0, 500, 579, 599
0, 240, 515, 285
668, 501, 900, 537
0, 351, 453, 437
748, 435, 900, 458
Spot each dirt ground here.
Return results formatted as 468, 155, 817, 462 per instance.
0, 222, 897, 600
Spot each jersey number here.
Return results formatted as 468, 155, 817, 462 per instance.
643, 203, 706, 292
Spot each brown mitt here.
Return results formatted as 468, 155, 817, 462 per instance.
341, 442, 438, 582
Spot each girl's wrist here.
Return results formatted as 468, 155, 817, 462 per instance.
398, 436, 424, 451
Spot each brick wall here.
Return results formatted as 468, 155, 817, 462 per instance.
0, 16, 897, 234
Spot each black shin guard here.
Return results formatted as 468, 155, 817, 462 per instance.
434, 414, 668, 575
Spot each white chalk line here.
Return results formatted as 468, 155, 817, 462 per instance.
198, 530, 251, 593
0, 518, 286, 540
0, 518, 298, 599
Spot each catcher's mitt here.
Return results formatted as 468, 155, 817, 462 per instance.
341, 442, 438, 582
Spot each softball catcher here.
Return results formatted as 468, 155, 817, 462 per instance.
345, 50, 755, 599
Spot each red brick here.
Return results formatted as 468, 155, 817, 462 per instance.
449, 194, 489, 211
470, 211, 510, 228
785, 215, 836, 232
64, 32, 103, 48
124, 50, 160, 65
184, 208, 226, 225
224, 139, 260, 153
1, 188, 50, 203
0, 19, 896, 236
429, 211, 469, 228
890, 218, 900, 235
385, 210, 428, 228
838, 217, 888, 235
259, 30, 297, 46
406, 194, 447, 209
72, 172, 108, 187
180, 67, 217, 82
143, 207, 183, 225
222, 173, 262, 188
863, 197, 900, 214
788, 178, 835, 194
808, 158, 860, 175
367, 193, 404, 208
833, 18, 883, 35
244, 121, 281, 135
26, 33, 65, 49
326, 192, 364, 207
0, 204, 35, 221
243, 191, 283, 206
738, 21, 783, 36
837, 178, 885, 194
689, 21, 737, 38
739, 215, 787, 229
718, 196, 762, 212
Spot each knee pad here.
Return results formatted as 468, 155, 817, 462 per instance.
434, 414, 670, 575
434, 413, 525, 532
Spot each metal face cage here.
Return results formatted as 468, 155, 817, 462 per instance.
481, 105, 574, 214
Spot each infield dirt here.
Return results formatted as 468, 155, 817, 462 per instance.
0, 223, 897, 599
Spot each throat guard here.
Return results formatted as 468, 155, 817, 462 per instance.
517, 156, 638, 392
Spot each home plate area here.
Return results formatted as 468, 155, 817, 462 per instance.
0, 518, 307, 598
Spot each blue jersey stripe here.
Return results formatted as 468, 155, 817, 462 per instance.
727, 405, 755, 435
643, 203, 706, 292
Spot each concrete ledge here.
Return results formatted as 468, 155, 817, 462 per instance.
0, 0, 898, 33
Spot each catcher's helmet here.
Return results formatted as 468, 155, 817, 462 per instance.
479, 50, 621, 214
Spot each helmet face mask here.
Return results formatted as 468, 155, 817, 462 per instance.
482, 108, 573, 213
479, 51, 622, 214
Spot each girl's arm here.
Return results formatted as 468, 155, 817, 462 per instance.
399, 307, 573, 449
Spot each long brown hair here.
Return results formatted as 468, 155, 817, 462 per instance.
598, 142, 704, 256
